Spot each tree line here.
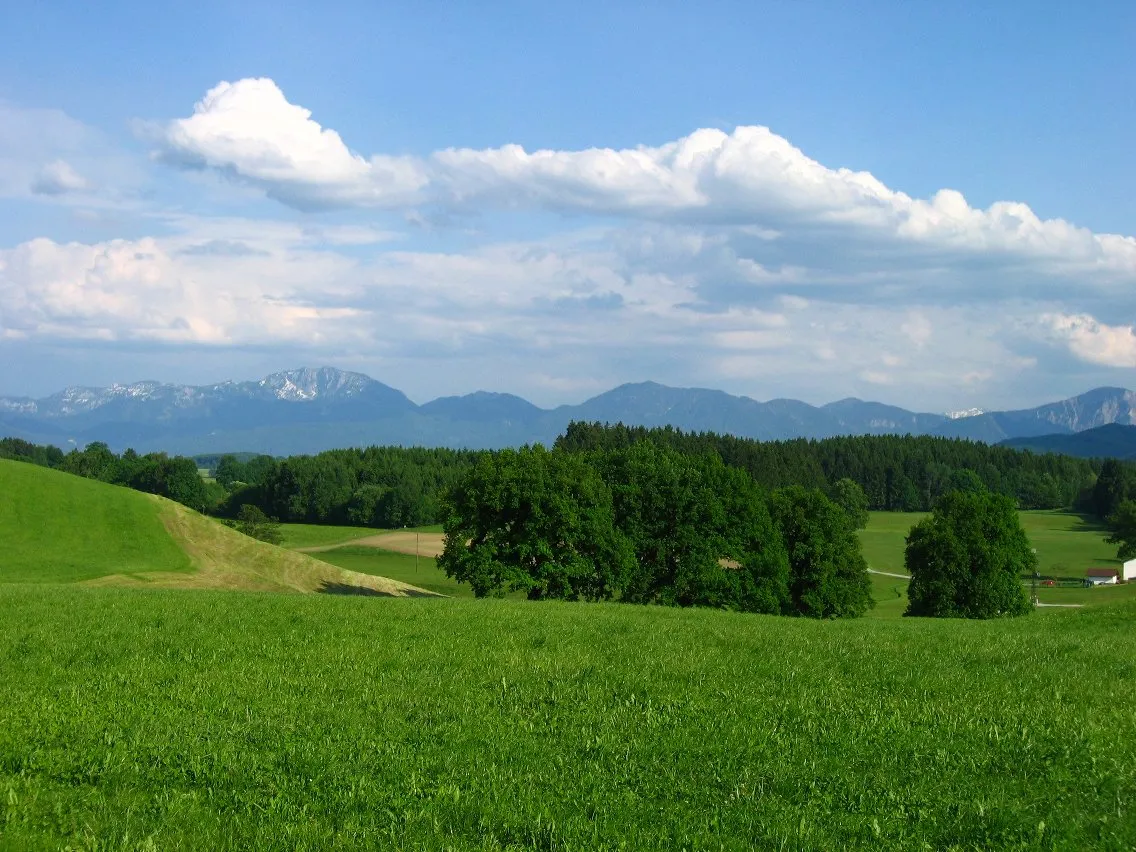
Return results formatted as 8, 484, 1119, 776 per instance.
555, 422, 1110, 512
214, 446, 482, 527
4, 423, 1133, 538
0, 437, 481, 527
0, 438, 213, 510
438, 441, 1039, 619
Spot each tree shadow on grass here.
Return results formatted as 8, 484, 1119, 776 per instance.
1064, 513, 1112, 534
318, 581, 441, 598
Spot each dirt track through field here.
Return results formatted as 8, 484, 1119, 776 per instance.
868, 568, 911, 580
298, 532, 446, 558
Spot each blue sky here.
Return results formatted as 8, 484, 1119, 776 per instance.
1, 0, 1134, 410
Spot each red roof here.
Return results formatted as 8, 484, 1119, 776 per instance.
1085, 568, 1119, 577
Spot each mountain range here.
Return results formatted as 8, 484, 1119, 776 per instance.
2, 367, 1135, 456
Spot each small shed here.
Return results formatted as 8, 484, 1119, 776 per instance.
1123, 559, 1136, 583
1084, 568, 1119, 587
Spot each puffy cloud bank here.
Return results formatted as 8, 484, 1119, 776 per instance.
0, 233, 363, 345
155, 78, 1136, 277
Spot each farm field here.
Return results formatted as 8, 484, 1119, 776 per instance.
306, 545, 472, 598
858, 509, 1136, 609
278, 523, 465, 597
279, 523, 442, 550
2, 585, 1134, 850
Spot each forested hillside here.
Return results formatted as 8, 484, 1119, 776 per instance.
557, 423, 1107, 512
1000, 423, 1136, 460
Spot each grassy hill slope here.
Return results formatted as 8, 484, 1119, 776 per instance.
1, 586, 1133, 849
0, 459, 435, 596
0, 458, 192, 583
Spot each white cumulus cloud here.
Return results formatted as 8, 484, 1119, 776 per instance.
0, 234, 364, 345
154, 78, 428, 209
1044, 313, 1136, 368
151, 78, 1136, 281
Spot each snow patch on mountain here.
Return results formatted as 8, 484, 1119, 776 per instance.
0, 398, 38, 414
946, 408, 984, 420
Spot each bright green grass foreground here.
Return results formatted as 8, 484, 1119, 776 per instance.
2, 586, 1134, 851
0, 460, 191, 583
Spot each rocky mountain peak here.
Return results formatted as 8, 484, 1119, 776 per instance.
257, 367, 374, 401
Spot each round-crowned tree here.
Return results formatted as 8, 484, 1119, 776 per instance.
438, 446, 634, 601
905, 490, 1034, 618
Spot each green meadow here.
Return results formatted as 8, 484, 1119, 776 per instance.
3, 461, 1136, 848
2, 586, 1135, 851
858, 509, 1136, 611
0, 460, 436, 597
859, 510, 1123, 578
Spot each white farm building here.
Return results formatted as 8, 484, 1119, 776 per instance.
1084, 568, 1119, 587
1124, 559, 1136, 583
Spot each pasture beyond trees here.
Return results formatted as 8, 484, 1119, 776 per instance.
1, 586, 1133, 850
288, 507, 1136, 614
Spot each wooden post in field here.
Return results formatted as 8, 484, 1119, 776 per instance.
1031, 549, 1038, 606
416, 532, 419, 573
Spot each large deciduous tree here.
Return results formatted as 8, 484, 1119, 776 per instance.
596, 442, 790, 613
1106, 500, 1136, 561
769, 486, 873, 618
904, 490, 1034, 618
438, 446, 634, 601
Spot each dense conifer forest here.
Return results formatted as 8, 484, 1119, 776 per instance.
556, 422, 1108, 512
